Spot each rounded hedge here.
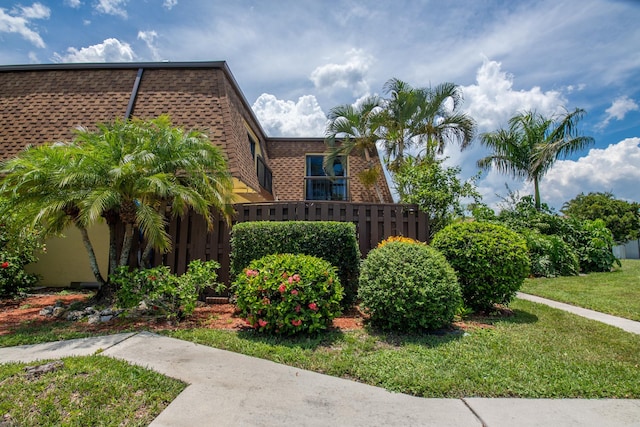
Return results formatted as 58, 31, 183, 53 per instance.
431, 222, 530, 312
358, 242, 461, 331
232, 253, 343, 335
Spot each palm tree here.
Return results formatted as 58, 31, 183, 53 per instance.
478, 108, 594, 210
324, 96, 386, 203
1, 116, 234, 299
1, 143, 107, 285
378, 78, 476, 170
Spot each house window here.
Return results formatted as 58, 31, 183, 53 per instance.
305, 155, 348, 201
248, 133, 256, 160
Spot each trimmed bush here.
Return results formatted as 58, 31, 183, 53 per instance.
112, 259, 221, 319
232, 253, 343, 335
431, 222, 530, 312
230, 221, 360, 306
377, 235, 425, 248
521, 230, 580, 277
358, 242, 461, 331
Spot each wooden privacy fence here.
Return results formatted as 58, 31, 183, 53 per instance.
126, 202, 430, 285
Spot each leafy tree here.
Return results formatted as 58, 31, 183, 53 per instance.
0, 116, 234, 299
379, 78, 476, 170
324, 96, 386, 202
393, 157, 480, 240
478, 108, 594, 210
561, 192, 640, 243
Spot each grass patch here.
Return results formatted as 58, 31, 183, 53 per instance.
0, 355, 185, 426
521, 259, 640, 321
165, 299, 640, 398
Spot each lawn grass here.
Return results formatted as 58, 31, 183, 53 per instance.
0, 355, 185, 426
166, 298, 640, 398
521, 259, 640, 321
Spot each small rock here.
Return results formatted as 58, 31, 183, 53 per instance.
39, 306, 54, 316
52, 307, 66, 318
54, 300, 65, 308
138, 301, 149, 311
84, 306, 96, 314
100, 315, 113, 322
66, 310, 84, 321
87, 314, 100, 324
24, 360, 64, 379
100, 308, 114, 316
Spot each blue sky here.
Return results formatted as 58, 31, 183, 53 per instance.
1, 0, 639, 210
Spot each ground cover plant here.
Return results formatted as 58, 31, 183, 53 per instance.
521, 259, 640, 321
0, 355, 185, 426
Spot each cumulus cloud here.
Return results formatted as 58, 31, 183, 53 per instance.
252, 93, 327, 137
462, 59, 567, 132
599, 96, 639, 129
163, 0, 178, 10
533, 138, 640, 208
64, 0, 82, 7
0, 2, 50, 48
309, 48, 373, 97
138, 30, 160, 60
96, 0, 127, 18
53, 38, 135, 62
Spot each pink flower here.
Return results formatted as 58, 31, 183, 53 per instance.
308, 302, 318, 311
148, 275, 157, 281
262, 297, 271, 305
258, 319, 268, 327
245, 269, 258, 278
288, 276, 294, 284
292, 274, 301, 282
290, 289, 298, 296
1, 262, 9, 269
295, 305, 301, 313
291, 319, 302, 327
278, 283, 286, 293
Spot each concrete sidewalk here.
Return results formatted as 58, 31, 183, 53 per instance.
1, 331, 639, 426
2, 294, 640, 426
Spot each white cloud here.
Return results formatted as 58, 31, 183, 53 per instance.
95, 0, 127, 18
599, 96, 639, 129
535, 138, 640, 208
19, 3, 50, 19
138, 30, 159, 60
53, 38, 135, 62
163, 0, 178, 10
252, 93, 327, 137
462, 58, 567, 132
0, 2, 50, 48
64, 0, 82, 7
309, 48, 373, 97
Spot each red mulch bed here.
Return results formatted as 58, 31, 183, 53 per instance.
0, 289, 366, 336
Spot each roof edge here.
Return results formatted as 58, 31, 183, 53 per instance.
0, 61, 228, 72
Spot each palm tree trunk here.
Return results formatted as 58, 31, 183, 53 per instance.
76, 224, 106, 285
141, 241, 154, 268
364, 149, 386, 204
119, 223, 134, 267
533, 176, 541, 211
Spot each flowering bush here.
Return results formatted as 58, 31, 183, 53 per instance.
358, 242, 461, 331
112, 259, 221, 319
0, 199, 43, 296
377, 235, 425, 248
232, 253, 343, 335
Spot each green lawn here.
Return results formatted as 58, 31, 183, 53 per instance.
166, 298, 640, 398
521, 259, 640, 321
0, 355, 185, 426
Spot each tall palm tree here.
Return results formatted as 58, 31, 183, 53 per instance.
324, 96, 386, 203
379, 78, 476, 171
478, 108, 594, 210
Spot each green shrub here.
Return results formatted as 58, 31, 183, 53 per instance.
232, 253, 343, 335
112, 259, 220, 319
573, 219, 620, 273
431, 222, 530, 312
358, 242, 461, 331
521, 230, 580, 277
0, 199, 43, 296
230, 221, 360, 306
